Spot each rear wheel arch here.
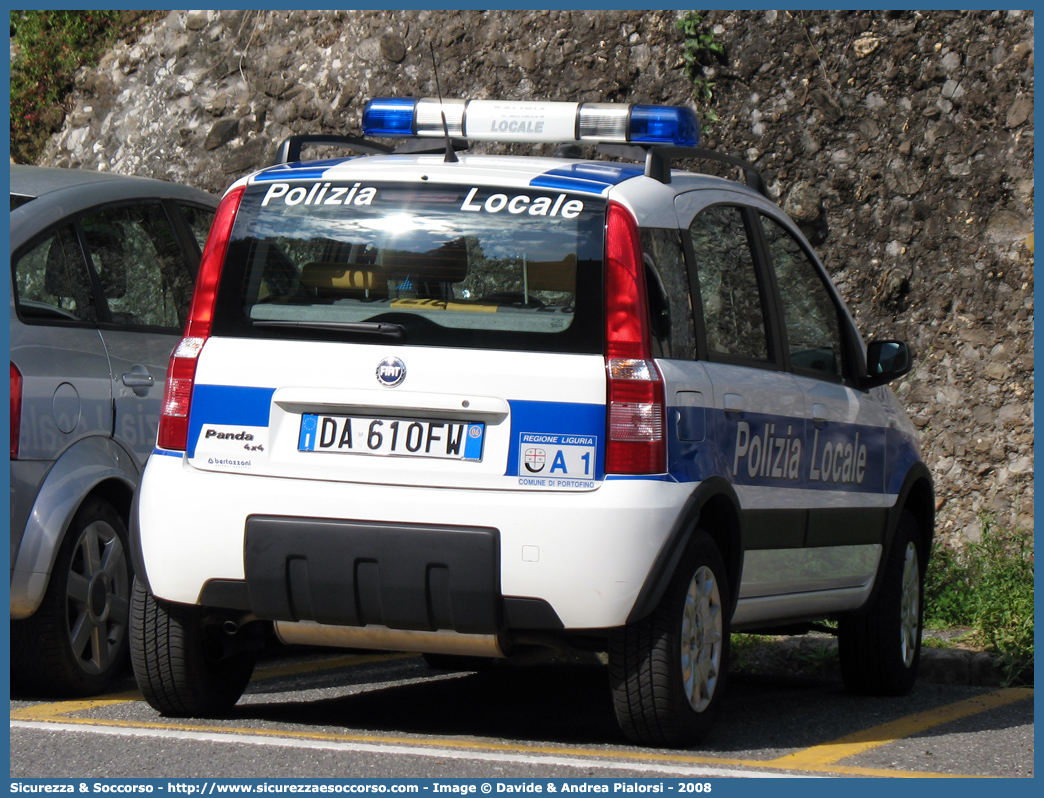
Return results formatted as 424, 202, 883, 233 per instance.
27, 473, 136, 580
627, 477, 743, 625
11, 437, 140, 619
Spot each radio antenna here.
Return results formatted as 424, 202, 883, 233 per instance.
429, 43, 458, 164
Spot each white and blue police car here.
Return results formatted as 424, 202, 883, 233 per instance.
129, 98, 933, 746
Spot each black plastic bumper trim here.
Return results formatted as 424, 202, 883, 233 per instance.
199, 579, 252, 611
244, 516, 500, 634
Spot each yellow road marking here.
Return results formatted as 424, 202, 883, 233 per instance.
10, 689, 143, 720
765, 687, 1033, 768
10, 653, 417, 720
12, 712, 978, 778
10, 656, 1031, 779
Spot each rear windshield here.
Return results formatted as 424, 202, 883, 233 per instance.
212, 180, 605, 353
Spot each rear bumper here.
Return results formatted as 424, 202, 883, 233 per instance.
245, 516, 501, 632
137, 452, 693, 629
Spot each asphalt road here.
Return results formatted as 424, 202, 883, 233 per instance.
9, 649, 1034, 780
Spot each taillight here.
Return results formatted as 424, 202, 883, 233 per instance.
157, 186, 244, 451
157, 338, 205, 451
10, 362, 22, 459
604, 202, 665, 474
184, 186, 245, 341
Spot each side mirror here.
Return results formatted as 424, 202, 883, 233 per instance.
863, 340, 914, 389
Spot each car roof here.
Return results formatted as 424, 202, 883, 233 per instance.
236, 151, 768, 230
10, 165, 218, 252
245, 152, 755, 193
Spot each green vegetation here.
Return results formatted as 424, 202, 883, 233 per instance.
676, 12, 724, 123
925, 514, 1034, 685
795, 640, 838, 674
9, 10, 159, 164
730, 514, 1032, 687
729, 633, 769, 671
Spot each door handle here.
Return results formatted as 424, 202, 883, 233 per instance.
121, 365, 155, 396
812, 403, 828, 429
122, 373, 155, 387
723, 393, 745, 417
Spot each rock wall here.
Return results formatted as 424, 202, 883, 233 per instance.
32, 9, 1035, 542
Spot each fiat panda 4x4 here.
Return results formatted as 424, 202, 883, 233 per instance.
129, 98, 933, 746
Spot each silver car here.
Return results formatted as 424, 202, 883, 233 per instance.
10, 165, 217, 696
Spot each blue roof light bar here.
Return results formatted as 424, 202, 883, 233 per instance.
630, 105, 700, 147
361, 97, 418, 138
361, 98, 700, 148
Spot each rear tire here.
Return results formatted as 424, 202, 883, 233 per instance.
609, 530, 730, 747
838, 510, 925, 695
130, 579, 255, 716
11, 497, 131, 697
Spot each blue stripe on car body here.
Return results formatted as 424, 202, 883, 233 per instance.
530, 163, 644, 194
176, 387, 903, 497
185, 385, 277, 459
505, 399, 606, 480
252, 160, 367, 182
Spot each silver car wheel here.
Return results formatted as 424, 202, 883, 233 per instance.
899, 541, 920, 669
65, 519, 130, 676
680, 564, 724, 712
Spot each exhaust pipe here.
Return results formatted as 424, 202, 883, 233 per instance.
274, 620, 506, 658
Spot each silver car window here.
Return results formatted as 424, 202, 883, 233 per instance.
761, 214, 844, 378
13, 225, 97, 323
689, 205, 769, 362
81, 204, 196, 329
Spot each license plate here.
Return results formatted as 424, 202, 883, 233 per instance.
298, 414, 485, 461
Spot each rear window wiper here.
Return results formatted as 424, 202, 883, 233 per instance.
251, 320, 405, 339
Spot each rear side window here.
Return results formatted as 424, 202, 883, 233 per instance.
213, 181, 605, 354
688, 205, 770, 362
13, 226, 97, 322
80, 204, 196, 329
641, 227, 695, 360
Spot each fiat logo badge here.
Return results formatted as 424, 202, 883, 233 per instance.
376, 356, 406, 388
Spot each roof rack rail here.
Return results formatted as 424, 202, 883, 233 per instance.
273, 135, 393, 165
598, 143, 768, 198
